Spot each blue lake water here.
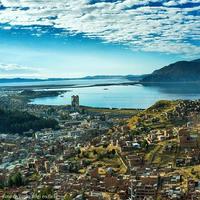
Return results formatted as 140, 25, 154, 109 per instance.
0, 78, 129, 87
30, 82, 200, 109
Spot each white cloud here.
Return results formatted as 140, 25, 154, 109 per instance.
163, 1, 178, 7
0, 63, 41, 77
0, 0, 200, 56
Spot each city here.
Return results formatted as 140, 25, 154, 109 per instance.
0, 90, 200, 199
0, 0, 200, 199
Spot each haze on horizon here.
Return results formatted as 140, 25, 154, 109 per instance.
0, 0, 200, 78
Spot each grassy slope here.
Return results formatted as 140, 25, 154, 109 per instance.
128, 100, 179, 129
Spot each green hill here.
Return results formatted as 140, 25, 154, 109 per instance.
0, 109, 58, 135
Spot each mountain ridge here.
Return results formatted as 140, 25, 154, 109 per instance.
142, 59, 200, 83
0, 75, 145, 83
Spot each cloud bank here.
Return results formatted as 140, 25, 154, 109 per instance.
0, 63, 41, 77
0, 0, 200, 56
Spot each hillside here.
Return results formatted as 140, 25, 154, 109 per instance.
0, 109, 58, 134
128, 100, 181, 130
142, 59, 200, 82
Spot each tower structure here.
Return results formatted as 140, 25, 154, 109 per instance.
71, 95, 79, 110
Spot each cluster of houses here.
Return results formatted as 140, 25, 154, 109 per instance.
2, 91, 200, 199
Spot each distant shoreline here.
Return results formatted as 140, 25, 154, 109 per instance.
3, 81, 200, 91
1, 81, 140, 90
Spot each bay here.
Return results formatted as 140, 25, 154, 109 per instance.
30, 82, 200, 109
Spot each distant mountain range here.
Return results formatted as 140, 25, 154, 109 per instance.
0, 75, 145, 83
83, 75, 147, 81
0, 78, 71, 83
1, 59, 200, 84
142, 59, 200, 83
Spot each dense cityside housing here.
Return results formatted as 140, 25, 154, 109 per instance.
0, 90, 200, 199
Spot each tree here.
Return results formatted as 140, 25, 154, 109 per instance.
141, 139, 149, 150
93, 149, 97, 155
2, 193, 12, 200
33, 186, 55, 200
130, 130, 140, 136
64, 194, 72, 200
13, 172, 23, 186
0, 108, 58, 134
111, 149, 116, 155
0, 179, 5, 189
8, 177, 14, 188
77, 148, 81, 155
8, 172, 23, 187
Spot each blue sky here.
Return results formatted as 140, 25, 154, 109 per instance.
0, 0, 200, 78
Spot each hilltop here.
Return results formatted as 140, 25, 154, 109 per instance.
142, 59, 200, 82
128, 100, 182, 130
128, 99, 200, 131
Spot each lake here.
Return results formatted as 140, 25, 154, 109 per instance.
0, 78, 130, 87
30, 82, 200, 109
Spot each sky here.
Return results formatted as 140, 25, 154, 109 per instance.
0, 0, 200, 78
